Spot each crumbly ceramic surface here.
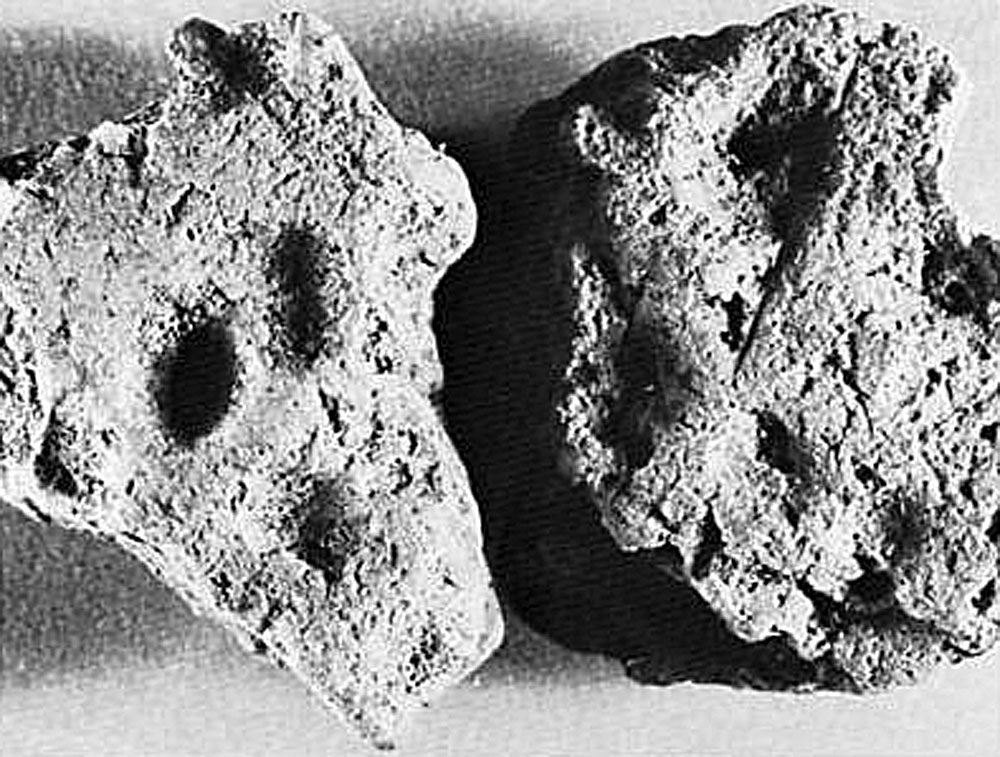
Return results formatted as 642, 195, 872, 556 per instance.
527, 4, 1000, 689
0, 12, 501, 745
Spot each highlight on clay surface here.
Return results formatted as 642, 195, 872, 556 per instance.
0, 10, 501, 747
516, 3, 999, 690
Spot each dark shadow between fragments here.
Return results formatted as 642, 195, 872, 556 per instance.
426, 28, 822, 689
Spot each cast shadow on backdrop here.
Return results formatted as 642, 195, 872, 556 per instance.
0, 16, 809, 692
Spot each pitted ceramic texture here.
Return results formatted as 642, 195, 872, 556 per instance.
0, 12, 501, 746
530, 4, 1000, 689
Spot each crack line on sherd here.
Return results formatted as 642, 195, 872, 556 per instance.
732, 54, 862, 384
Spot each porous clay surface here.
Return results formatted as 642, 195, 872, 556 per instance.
526, 4, 1000, 689
0, 12, 501, 745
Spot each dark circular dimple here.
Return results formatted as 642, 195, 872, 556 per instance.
155, 318, 237, 445
943, 280, 975, 315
